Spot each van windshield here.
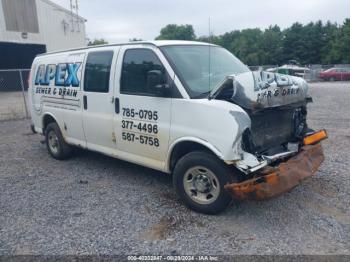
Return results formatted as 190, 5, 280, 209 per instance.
161, 45, 250, 98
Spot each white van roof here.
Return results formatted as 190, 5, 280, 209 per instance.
37, 40, 217, 57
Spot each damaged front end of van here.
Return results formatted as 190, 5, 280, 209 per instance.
211, 71, 327, 200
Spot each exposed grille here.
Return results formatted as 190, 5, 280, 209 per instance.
249, 108, 299, 153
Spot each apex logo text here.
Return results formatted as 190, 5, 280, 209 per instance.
35, 63, 81, 87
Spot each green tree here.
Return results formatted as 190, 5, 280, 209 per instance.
156, 24, 196, 40
301, 21, 324, 64
87, 38, 108, 46
157, 19, 350, 65
230, 28, 264, 65
260, 25, 283, 65
220, 30, 240, 50
334, 19, 350, 63
282, 21, 340, 65
320, 21, 340, 64
196, 35, 222, 45
282, 22, 305, 63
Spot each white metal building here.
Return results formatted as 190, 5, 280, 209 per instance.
0, 0, 87, 69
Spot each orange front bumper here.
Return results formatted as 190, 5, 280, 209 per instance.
224, 143, 325, 200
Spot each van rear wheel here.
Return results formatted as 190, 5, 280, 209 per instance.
173, 151, 236, 214
45, 122, 72, 160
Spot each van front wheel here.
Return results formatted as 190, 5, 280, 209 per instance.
45, 122, 72, 160
173, 151, 236, 214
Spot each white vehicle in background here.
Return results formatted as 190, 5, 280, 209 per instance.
29, 41, 327, 214
267, 60, 310, 78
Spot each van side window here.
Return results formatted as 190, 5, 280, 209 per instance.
84, 51, 113, 92
120, 49, 165, 96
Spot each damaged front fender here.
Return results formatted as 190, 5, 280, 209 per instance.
224, 143, 324, 200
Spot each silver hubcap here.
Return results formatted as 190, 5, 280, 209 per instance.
183, 166, 220, 205
48, 130, 59, 154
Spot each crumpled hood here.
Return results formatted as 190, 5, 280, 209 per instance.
229, 71, 309, 110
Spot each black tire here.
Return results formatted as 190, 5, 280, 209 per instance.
45, 122, 72, 160
329, 77, 336, 82
173, 151, 237, 215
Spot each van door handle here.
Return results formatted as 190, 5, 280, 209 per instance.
83, 95, 87, 110
115, 97, 120, 114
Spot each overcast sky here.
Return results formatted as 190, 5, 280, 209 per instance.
52, 0, 350, 43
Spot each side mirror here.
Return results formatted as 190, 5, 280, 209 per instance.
147, 70, 165, 93
209, 76, 236, 100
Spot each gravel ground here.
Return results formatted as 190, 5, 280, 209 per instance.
0, 92, 29, 121
0, 82, 349, 256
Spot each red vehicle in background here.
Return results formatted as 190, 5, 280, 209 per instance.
319, 68, 350, 81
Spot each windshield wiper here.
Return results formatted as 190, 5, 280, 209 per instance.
192, 91, 211, 99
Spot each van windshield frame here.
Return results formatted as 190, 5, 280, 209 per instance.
160, 45, 250, 98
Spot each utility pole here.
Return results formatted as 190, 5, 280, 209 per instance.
70, 0, 75, 32
75, 0, 80, 32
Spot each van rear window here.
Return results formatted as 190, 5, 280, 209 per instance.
84, 51, 113, 93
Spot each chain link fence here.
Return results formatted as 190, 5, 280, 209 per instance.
0, 69, 30, 121
304, 64, 350, 82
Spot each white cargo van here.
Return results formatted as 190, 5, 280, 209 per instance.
29, 41, 327, 214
